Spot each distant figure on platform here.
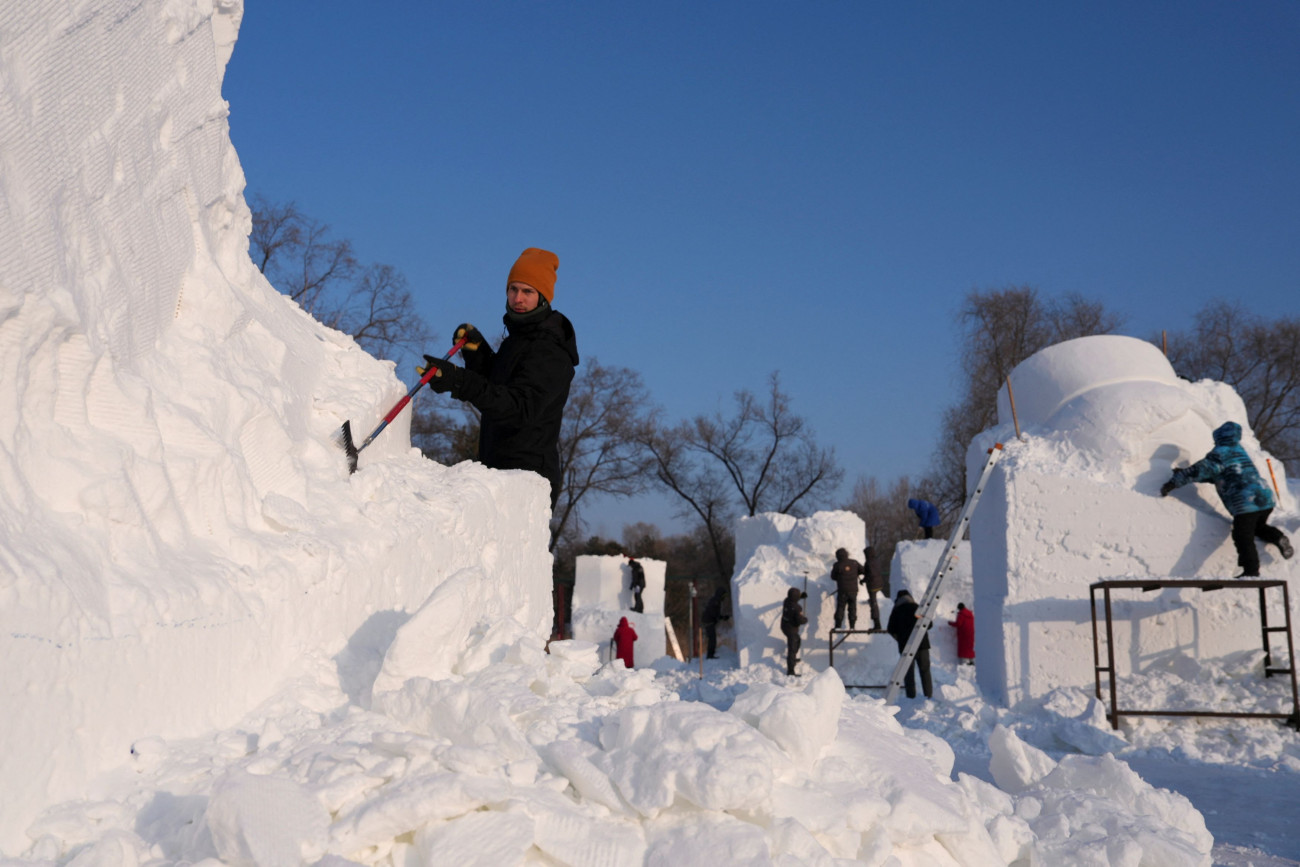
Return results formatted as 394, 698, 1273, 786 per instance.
948, 602, 975, 665
907, 498, 941, 539
702, 586, 730, 659
627, 557, 646, 612
612, 616, 638, 668
1159, 421, 1294, 577
861, 545, 885, 632
781, 587, 808, 676
887, 589, 933, 698
829, 547, 863, 630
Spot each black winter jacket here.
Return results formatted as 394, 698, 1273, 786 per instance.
831, 556, 862, 598
887, 594, 930, 651
781, 591, 807, 633
454, 307, 578, 504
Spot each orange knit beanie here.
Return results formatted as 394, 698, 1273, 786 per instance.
507, 248, 559, 303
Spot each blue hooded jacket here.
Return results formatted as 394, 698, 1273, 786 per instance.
907, 498, 941, 527
1168, 421, 1275, 516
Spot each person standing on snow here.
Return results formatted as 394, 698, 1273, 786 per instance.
627, 557, 646, 613
861, 545, 886, 632
887, 589, 933, 699
612, 616, 638, 668
1159, 421, 1293, 577
701, 586, 729, 659
780, 587, 808, 676
907, 498, 941, 539
828, 547, 863, 630
948, 602, 975, 665
420, 247, 578, 510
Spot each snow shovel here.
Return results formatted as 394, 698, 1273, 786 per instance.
335, 337, 468, 474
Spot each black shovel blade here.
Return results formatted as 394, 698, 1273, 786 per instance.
335, 420, 359, 474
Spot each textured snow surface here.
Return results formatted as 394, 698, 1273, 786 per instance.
0, 0, 552, 849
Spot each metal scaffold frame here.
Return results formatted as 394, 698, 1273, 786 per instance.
1091, 579, 1300, 731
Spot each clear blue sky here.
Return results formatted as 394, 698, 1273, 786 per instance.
223, 2, 1300, 537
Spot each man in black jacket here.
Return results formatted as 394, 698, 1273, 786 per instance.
828, 547, 863, 630
420, 248, 578, 509
887, 589, 932, 699
701, 586, 729, 659
861, 545, 885, 633
780, 587, 808, 676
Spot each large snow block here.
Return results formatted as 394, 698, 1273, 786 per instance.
0, 0, 559, 852
570, 608, 666, 667
971, 335, 1299, 707
732, 511, 892, 676
574, 554, 665, 615
571, 555, 667, 664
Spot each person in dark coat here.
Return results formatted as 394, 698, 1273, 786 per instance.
421, 248, 579, 509
948, 602, 975, 665
828, 547, 863, 630
1160, 421, 1293, 576
907, 498, 941, 539
627, 557, 646, 613
887, 589, 932, 698
701, 586, 730, 659
780, 587, 808, 676
861, 545, 885, 632
612, 616, 638, 668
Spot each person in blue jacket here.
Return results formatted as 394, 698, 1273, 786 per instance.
907, 498, 941, 539
1160, 421, 1293, 577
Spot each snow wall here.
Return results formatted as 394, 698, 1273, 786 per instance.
0, 0, 553, 851
969, 335, 1299, 707
732, 511, 906, 681
571, 554, 667, 665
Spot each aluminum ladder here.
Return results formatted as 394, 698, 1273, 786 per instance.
884, 443, 1004, 703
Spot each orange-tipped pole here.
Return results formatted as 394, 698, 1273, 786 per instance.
1006, 376, 1024, 441
1267, 458, 1281, 498
1162, 330, 1167, 357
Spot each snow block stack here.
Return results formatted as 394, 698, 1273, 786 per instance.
571, 554, 667, 665
732, 511, 895, 677
969, 335, 1298, 707
0, 0, 554, 851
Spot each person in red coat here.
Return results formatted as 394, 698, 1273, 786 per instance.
949, 603, 975, 665
613, 616, 638, 669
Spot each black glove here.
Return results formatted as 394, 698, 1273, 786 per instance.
1159, 479, 1176, 497
453, 323, 486, 352
418, 354, 464, 394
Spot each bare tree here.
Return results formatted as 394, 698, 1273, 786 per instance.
249, 197, 430, 370
639, 372, 843, 581
551, 359, 656, 551
323, 263, 432, 364
928, 287, 1124, 515
1164, 301, 1300, 466
410, 402, 479, 467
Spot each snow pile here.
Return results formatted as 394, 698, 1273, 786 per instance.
731, 511, 874, 670
570, 555, 667, 665
18, 634, 1215, 866
969, 335, 1299, 706
0, 0, 552, 850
